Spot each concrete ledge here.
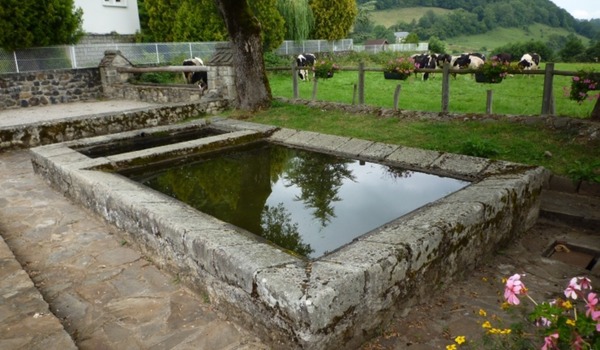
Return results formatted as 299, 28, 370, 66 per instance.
29, 119, 550, 349
0, 100, 229, 151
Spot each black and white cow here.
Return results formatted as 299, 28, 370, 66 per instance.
453, 53, 486, 70
518, 53, 541, 70
182, 57, 208, 92
411, 53, 437, 80
492, 53, 512, 64
296, 53, 316, 81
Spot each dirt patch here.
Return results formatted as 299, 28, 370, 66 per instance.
360, 218, 599, 349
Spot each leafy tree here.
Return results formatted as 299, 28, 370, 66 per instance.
250, 0, 285, 52
277, 0, 314, 41
172, 0, 227, 42
558, 35, 586, 62
404, 32, 420, 44
309, 0, 357, 40
428, 36, 445, 53
144, 0, 179, 42
0, 0, 83, 50
584, 41, 600, 62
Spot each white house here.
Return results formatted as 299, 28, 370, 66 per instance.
74, 0, 141, 35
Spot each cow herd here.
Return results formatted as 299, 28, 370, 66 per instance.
407, 52, 541, 80
179, 51, 542, 88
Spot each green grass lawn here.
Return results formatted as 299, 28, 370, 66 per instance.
226, 64, 600, 180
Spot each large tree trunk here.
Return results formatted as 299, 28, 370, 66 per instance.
213, 0, 272, 111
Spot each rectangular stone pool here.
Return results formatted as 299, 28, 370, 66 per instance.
29, 117, 549, 349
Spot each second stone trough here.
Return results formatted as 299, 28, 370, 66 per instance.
29, 118, 549, 349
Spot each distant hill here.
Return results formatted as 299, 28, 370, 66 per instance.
360, 0, 600, 40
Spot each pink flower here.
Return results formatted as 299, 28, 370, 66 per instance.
565, 277, 592, 300
541, 333, 559, 350
573, 76, 580, 82
504, 274, 525, 305
586, 292, 598, 317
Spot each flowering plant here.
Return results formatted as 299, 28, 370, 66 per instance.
502, 274, 600, 349
383, 56, 417, 75
569, 70, 600, 103
312, 59, 339, 79
476, 57, 511, 83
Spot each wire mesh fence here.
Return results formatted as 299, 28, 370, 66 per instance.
0, 39, 427, 74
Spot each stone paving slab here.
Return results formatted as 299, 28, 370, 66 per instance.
0, 235, 76, 350
0, 149, 267, 350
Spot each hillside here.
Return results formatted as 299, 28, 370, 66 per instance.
363, 0, 600, 41
371, 7, 450, 28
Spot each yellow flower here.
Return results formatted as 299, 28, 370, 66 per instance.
446, 344, 457, 350
566, 319, 576, 326
482, 277, 488, 282
563, 301, 573, 309
501, 329, 512, 335
501, 302, 511, 310
455, 336, 466, 345
479, 309, 487, 317
502, 277, 507, 283
482, 321, 492, 329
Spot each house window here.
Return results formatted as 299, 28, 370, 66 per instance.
103, 0, 127, 7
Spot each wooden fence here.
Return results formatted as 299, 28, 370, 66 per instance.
275, 62, 583, 116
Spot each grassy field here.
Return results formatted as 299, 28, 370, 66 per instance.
370, 7, 451, 28
267, 62, 596, 118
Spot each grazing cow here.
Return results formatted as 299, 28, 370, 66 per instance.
182, 57, 208, 92
296, 53, 316, 81
492, 53, 512, 64
411, 53, 437, 80
518, 53, 541, 70
453, 53, 485, 70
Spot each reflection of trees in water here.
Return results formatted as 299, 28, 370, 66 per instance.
284, 152, 356, 227
383, 166, 413, 181
260, 203, 313, 257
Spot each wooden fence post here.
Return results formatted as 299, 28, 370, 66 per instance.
352, 84, 357, 105
393, 85, 402, 111
486, 90, 493, 114
292, 63, 299, 99
441, 63, 450, 114
541, 62, 555, 116
358, 62, 365, 105
312, 78, 318, 101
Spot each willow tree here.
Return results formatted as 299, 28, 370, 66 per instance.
310, 0, 357, 40
277, 0, 314, 41
213, 0, 271, 111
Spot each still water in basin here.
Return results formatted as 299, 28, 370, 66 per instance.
125, 143, 469, 259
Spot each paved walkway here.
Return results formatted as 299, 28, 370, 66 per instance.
1, 101, 599, 349
0, 149, 267, 350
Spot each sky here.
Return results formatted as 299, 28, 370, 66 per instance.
549, 0, 600, 20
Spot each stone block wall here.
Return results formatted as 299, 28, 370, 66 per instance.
0, 68, 102, 109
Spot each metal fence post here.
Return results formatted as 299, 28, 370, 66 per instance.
13, 51, 19, 73
155, 44, 160, 64
541, 62, 555, 116
69, 46, 77, 68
